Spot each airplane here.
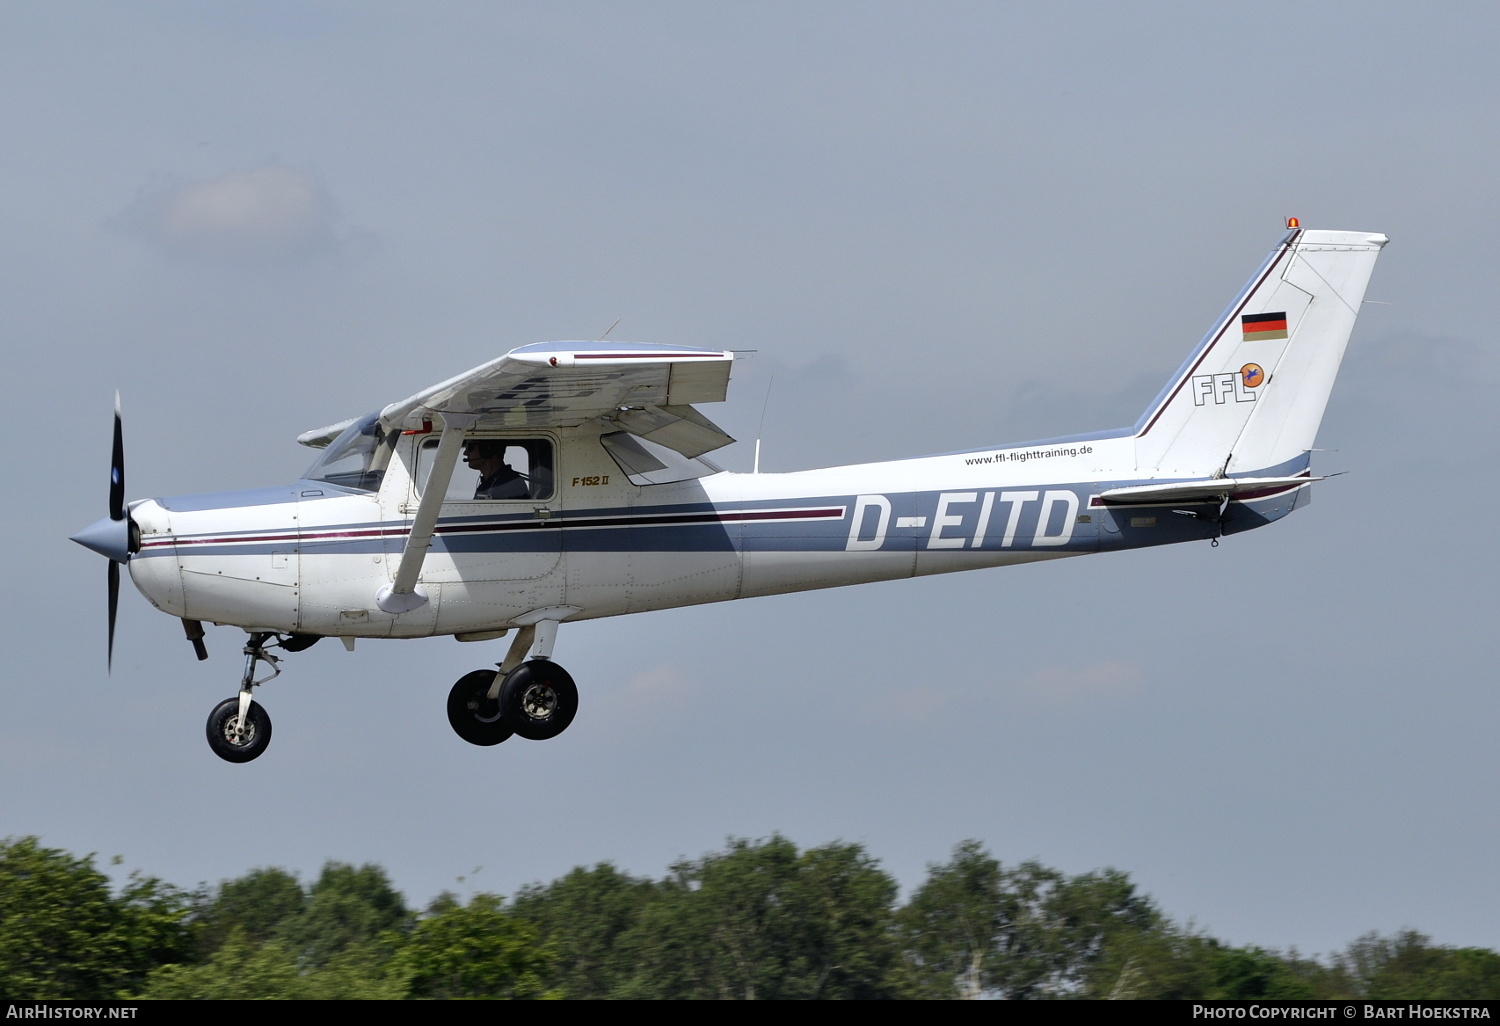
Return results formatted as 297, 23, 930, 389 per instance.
71, 223, 1387, 763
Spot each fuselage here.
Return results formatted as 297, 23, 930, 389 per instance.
126, 422, 1308, 638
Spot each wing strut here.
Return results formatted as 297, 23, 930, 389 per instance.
375, 413, 477, 614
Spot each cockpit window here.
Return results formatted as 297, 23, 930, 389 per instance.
304, 413, 398, 493
417, 436, 555, 501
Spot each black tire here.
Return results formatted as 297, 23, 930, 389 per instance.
205, 697, 272, 763
447, 670, 514, 746
499, 660, 578, 741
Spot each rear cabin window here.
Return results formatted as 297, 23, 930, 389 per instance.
417, 437, 554, 502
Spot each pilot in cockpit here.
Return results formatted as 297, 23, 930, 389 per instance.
463, 441, 528, 500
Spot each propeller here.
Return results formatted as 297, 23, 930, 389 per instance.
70, 393, 134, 671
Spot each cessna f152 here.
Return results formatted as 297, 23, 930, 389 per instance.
72, 224, 1386, 762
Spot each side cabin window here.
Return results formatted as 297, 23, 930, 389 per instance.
416, 437, 554, 502
304, 413, 398, 493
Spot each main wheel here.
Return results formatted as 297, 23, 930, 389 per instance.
499, 660, 578, 741
447, 670, 514, 746
205, 697, 272, 763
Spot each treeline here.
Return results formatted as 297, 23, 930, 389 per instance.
2, 835, 1497, 1000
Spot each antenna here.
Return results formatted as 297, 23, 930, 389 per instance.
753, 372, 774, 474
597, 318, 622, 341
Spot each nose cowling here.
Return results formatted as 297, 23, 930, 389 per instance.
71, 514, 137, 563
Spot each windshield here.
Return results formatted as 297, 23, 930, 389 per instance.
304, 412, 398, 492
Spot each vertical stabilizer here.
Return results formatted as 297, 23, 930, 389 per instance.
1133, 228, 1387, 477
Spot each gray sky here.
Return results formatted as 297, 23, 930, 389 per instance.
4, 2, 1496, 957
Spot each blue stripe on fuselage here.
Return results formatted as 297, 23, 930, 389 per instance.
146, 456, 1313, 559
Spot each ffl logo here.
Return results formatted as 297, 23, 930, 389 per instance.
1192, 363, 1265, 406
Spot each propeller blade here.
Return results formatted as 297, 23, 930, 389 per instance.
107, 560, 119, 673
109, 392, 124, 522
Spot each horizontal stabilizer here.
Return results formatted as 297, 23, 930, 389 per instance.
1098, 474, 1322, 504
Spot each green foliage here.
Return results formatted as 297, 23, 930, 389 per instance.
1337, 931, 1500, 999
278, 861, 410, 967
897, 841, 1164, 999
191, 866, 305, 956
137, 929, 405, 1000
0, 836, 191, 999
610, 835, 904, 999
7, 834, 1500, 1000
894, 839, 1008, 998
1206, 945, 1317, 999
512, 863, 658, 999
387, 893, 557, 999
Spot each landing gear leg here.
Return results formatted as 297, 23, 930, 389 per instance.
205, 632, 279, 763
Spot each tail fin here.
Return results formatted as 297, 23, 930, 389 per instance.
1133, 228, 1388, 477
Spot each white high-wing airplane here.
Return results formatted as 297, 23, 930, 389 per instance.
72, 224, 1386, 763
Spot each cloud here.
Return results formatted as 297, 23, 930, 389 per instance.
860, 662, 1143, 723
589, 664, 702, 736
1007, 660, 1143, 708
117, 164, 366, 263
858, 685, 962, 724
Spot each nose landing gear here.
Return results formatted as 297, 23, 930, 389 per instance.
205, 632, 282, 763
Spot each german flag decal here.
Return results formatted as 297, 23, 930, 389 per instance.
1242, 312, 1288, 341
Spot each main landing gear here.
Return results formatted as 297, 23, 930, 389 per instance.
205, 632, 288, 763
447, 620, 578, 747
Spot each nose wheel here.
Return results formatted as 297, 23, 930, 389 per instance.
206, 697, 272, 763
205, 632, 282, 763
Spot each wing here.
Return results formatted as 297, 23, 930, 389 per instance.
301, 340, 738, 458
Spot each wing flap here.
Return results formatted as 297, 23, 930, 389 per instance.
612, 403, 735, 458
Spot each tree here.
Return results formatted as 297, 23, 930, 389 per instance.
511, 863, 658, 999
1337, 931, 1500, 999
137, 928, 406, 1000
619, 836, 903, 999
387, 893, 557, 999
277, 861, 410, 967
898, 842, 1172, 999
1204, 945, 1317, 1000
0, 836, 190, 999
779, 838, 904, 999
1033, 866, 1162, 996
898, 840, 1007, 997
191, 866, 306, 957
